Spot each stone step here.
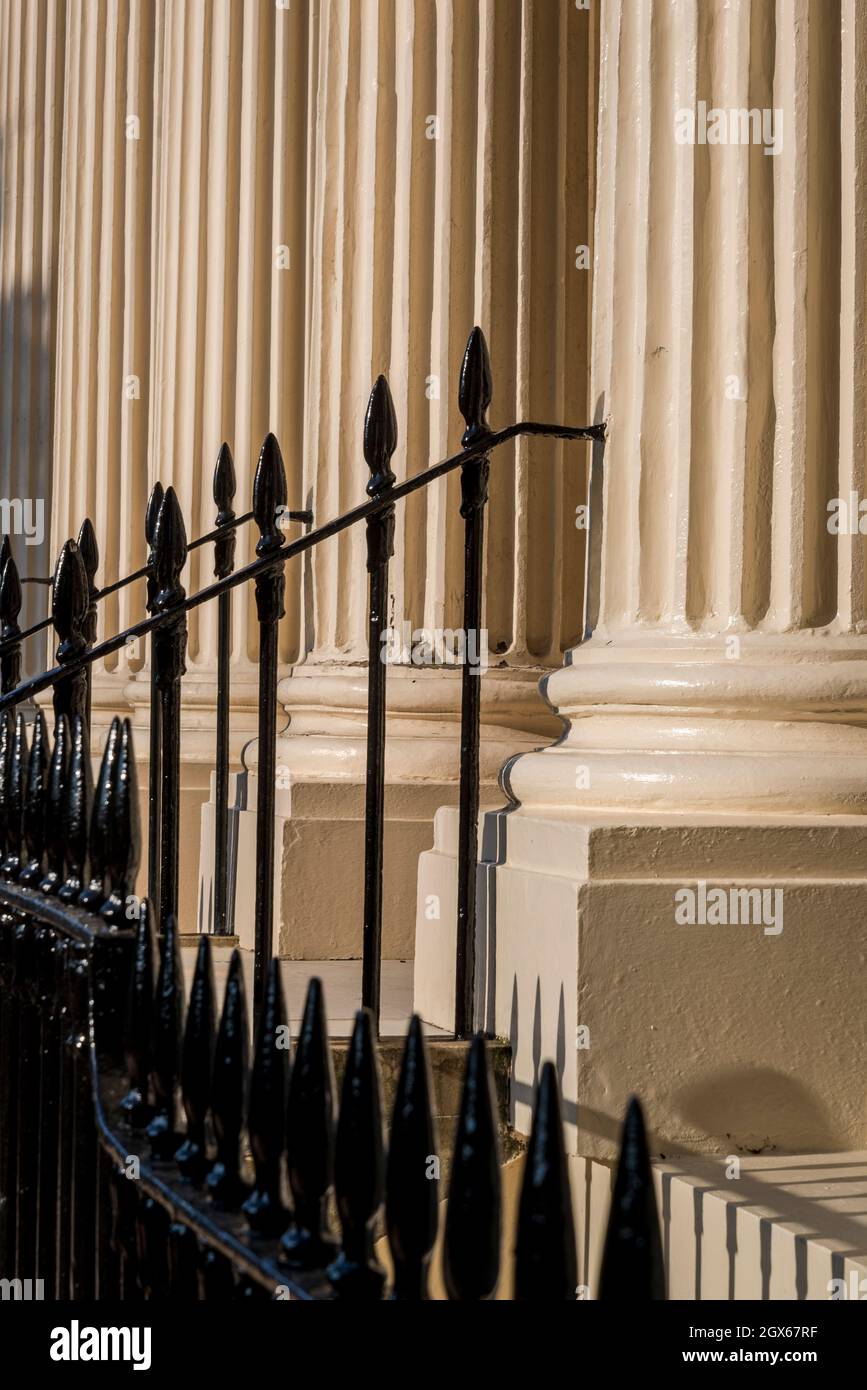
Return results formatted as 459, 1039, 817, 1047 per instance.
332, 1037, 520, 1194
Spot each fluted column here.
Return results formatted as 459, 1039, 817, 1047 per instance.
50, 0, 153, 712
414, 0, 867, 1152
0, 0, 66, 653
277, 0, 597, 784
508, 0, 867, 816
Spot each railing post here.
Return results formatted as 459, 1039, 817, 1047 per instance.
212, 444, 236, 937
77, 519, 99, 738
58, 714, 93, 902
252, 434, 287, 1025
151, 488, 188, 933
454, 327, 492, 1038
145, 482, 164, 926
0, 549, 22, 697
361, 377, 397, 1031
51, 539, 89, 728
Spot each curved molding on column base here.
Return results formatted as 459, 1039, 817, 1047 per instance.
257, 662, 561, 784
121, 666, 263, 764
506, 633, 867, 815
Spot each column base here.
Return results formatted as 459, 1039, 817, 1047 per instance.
415, 806, 867, 1158
199, 772, 493, 960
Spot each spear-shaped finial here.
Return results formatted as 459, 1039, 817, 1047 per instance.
252, 433, 288, 556
458, 326, 493, 448
151, 487, 188, 609
363, 376, 398, 497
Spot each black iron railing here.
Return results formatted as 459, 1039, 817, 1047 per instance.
0, 326, 603, 1037
0, 834, 664, 1299
0, 326, 660, 1302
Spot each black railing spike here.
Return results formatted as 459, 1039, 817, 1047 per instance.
100, 717, 141, 924
146, 911, 186, 1159
327, 1007, 386, 1299
514, 1060, 577, 1301
459, 325, 493, 448
281, 975, 337, 1270
17, 707, 49, 885
443, 1033, 501, 1300
1, 712, 29, 878
40, 713, 71, 894
213, 442, 237, 529
363, 376, 398, 495
0, 555, 22, 695
252, 433, 288, 555
206, 947, 249, 1208
121, 898, 156, 1126
0, 533, 10, 572
243, 956, 290, 1233
385, 1014, 439, 1300
77, 518, 99, 731
52, 538, 89, 656
78, 716, 120, 911
58, 713, 93, 902
597, 1095, 666, 1301
152, 486, 188, 610
175, 934, 216, 1183
52, 538, 89, 727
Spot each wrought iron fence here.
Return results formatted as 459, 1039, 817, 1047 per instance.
0, 327, 661, 1301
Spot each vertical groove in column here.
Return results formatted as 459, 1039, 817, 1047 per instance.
597, 0, 649, 632
639, 0, 696, 631
740, 0, 777, 628
305, 0, 351, 659
802, 0, 840, 628
523, 0, 571, 661
476, 0, 520, 657
686, 0, 754, 631
116, 0, 154, 659
558, 0, 595, 653
236, 2, 276, 666
92, 0, 126, 656
424, 0, 479, 639
768, 0, 810, 631
270, 0, 308, 666
334, 0, 383, 655
395, 0, 436, 640
837, 0, 867, 633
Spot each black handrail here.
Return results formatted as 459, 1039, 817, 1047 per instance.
0, 503, 313, 656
